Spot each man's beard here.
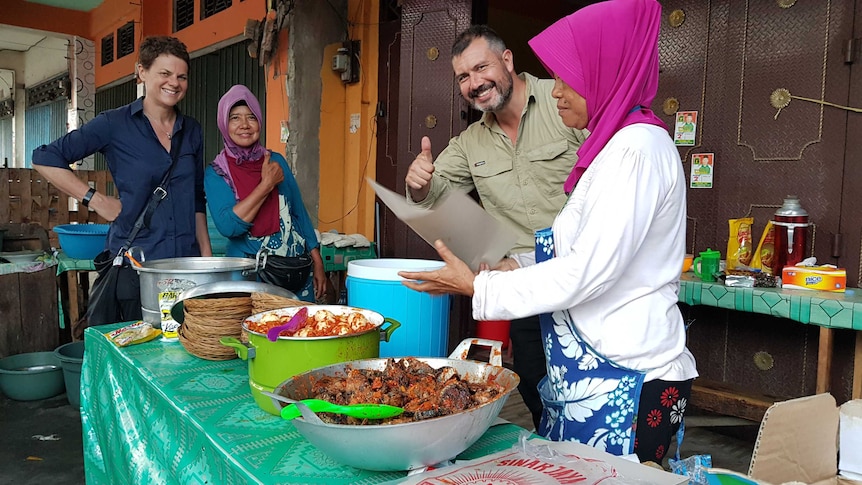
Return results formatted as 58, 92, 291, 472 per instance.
468, 72, 514, 113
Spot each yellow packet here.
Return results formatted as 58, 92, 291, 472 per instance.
105, 321, 162, 347
751, 222, 776, 275
727, 217, 754, 270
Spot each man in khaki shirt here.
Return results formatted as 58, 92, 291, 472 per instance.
405, 25, 587, 429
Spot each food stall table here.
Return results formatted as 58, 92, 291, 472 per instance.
0, 257, 59, 356
678, 273, 862, 418
81, 323, 532, 484
55, 251, 96, 339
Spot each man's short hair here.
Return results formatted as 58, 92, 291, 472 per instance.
452, 25, 507, 57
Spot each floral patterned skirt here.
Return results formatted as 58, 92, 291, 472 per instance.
632, 378, 693, 463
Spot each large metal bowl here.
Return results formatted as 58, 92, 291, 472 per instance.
272, 338, 519, 471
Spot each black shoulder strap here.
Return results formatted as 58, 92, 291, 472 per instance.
114, 129, 186, 264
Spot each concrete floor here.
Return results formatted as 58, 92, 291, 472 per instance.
0, 393, 85, 484
499, 388, 758, 473
0, 388, 756, 484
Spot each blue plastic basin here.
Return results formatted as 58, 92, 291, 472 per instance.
53, 224, 109, 260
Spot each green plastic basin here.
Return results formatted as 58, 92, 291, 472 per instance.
54, 341, 85, 408
0, 352, 65, 401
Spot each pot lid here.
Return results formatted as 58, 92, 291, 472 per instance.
170, 281, 297, 323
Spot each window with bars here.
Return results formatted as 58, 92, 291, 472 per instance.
101, 34, 114, 66
26, 74, 70, 109
174, 0, 194, 32
117, 22, 135, 59
201, 0, 232, 20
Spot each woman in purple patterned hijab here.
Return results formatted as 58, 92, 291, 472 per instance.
205, 85, 326, 301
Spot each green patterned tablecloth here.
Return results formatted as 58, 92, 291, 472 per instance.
679, 272, 862, 330
54, 251, 95, 329
81, 324, 530, 484
0, 257, 56, 275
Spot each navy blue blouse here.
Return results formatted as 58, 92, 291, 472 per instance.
32, 97, 206, 261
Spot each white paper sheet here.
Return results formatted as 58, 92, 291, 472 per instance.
368, 179, 518, 272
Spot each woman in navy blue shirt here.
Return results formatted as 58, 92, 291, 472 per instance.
33, 36, 211, 325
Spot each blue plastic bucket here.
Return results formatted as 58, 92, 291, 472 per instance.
346, 259, 450, 357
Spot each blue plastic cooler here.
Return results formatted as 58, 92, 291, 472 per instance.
346, 259, 450, 357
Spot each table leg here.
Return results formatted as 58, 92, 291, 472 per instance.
816, 326, 834, 394
853, 331, 862, 399
67, 271, 81, 341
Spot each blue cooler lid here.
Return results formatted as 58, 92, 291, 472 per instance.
346, 259, 444, 281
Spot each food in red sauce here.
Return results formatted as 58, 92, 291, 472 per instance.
247, 309, 376, 337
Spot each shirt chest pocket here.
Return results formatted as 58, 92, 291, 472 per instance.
524, 139, 569, 162
524, 139, 574, 197
471, 157, 515, 210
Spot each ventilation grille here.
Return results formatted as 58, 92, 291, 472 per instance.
26, 74, 70, 109
201, 0, 232, 20
175, 0, 194, 32
101, 34, 114, 66
117, 22, 135, 59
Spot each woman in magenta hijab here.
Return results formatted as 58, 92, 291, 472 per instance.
205, 85, 325, 301
400, 0, 697, 463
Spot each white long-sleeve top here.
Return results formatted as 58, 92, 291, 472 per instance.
473, 124, 698, 382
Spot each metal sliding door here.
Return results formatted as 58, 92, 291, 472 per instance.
0, 116, 12, 168
23, 98, 66, 168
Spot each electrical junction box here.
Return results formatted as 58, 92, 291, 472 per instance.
332, 48, 350, 73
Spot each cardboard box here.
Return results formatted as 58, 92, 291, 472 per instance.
708, 393, 862, 485
782, 266, 846, 292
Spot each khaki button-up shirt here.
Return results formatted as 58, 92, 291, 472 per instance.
408, 73, 588, 254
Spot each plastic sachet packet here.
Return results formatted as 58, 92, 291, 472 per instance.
669, 453, 712, 485
105, 321, 162, 347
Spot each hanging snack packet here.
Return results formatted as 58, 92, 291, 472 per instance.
751, 221, 776, 275
105, 321, 162, 347
727, 217, 754, 270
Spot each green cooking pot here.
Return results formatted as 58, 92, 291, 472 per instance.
220, 305, 400, 415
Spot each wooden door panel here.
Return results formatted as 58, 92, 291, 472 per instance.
388, 0, 472, 260
657, 0, 714, 254
656, 0, 853, 275
376, 1, 403, 258
840, 0, 862, 286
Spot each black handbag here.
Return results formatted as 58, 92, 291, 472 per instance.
81, 131, 184, 329
84, 249, 142, 329
255, 251, 313, 293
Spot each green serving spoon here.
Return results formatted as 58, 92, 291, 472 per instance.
279, 398, 404, 421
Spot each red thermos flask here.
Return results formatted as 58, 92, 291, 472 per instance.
772, 196, 809, 274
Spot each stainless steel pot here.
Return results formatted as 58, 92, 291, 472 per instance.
271, 338, 519, 471
135, 257, 257, 329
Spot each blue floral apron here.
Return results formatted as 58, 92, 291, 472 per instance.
535, 227, 647, 456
